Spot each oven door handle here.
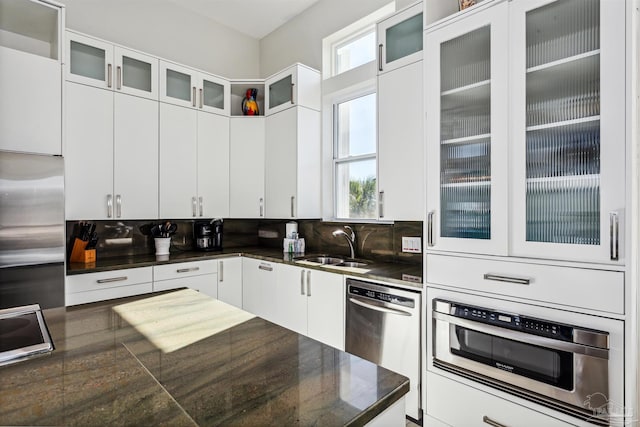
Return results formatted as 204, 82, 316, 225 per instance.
349, 297, 411, 316
434, 312, 609, 359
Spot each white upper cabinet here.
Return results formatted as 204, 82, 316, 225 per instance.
264, 64, 320, 116
159, 103, 229, 219
265, 107, 321, 219
66, 31, 158, 100
160, 60, 230, 115
377, 60, 424, 221
425, 2, 509, 256
377, 2, 423, 75
509, 0, 626, 264
0, 0, 63, 155
229, 117, 266, 218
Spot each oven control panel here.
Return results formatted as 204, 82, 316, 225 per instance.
452, 304, 574, 342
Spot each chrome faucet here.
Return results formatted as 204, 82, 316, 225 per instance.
332, 225, 356, 259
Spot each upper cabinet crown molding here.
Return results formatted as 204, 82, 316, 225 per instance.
65, 30, 158, 100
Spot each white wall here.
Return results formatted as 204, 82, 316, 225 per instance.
59, 0, 260, 78
259, 0, 415, 77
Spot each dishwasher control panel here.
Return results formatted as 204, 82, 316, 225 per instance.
348, 285, 415, 308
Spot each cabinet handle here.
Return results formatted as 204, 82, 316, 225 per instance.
259, 197, 264, 217
259, 263, 273, 272
610, 212, 619, 261
378, 44, 383, 72
115, 194, 122, 218
107, 194, 113, 218
483, 273, 530, 285
192, 196, 197, 217
427, 211, 435, 247
378, 191, 384, 218
306, 270, 311, 297
300, 270, 305, 295
199, 196, 203, 217
107, 63, 112, 88
97, 276, 127, 284
290, 82, 295, 104
483, 416, 508, 427
219, 261, 223, 282
192, 86, 196, 107
291, 196, 295, 218
199, 88, 203, 108
177, 267, 199, 273
116, 65, 122, 90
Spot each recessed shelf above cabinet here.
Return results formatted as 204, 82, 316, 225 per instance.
0, 0, 61, 59
230, 81, 265, 116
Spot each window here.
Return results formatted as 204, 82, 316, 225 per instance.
333, 28, 376, 76
334, 93, 377, 219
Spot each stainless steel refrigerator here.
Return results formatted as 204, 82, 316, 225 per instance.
0, 151, 65, 309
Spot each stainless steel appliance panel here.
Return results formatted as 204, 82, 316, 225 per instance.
0, 152, 65, 309
345, 278, 421, 420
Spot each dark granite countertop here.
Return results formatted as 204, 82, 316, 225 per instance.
67, 247, 423, 288
0, 290, 409, 426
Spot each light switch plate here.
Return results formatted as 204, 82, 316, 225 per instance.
402, 237, 422, 253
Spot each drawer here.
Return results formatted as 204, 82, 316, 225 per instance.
426, 254, 624, 314
426, 372, 573, 427
153, 260, 217, 281
66, 267, 153, 294
153, 275, 217, 299
66, 283, 152, 306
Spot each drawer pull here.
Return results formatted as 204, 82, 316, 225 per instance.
97, 276, 127, 284
177, 267, 200, 273
259, 264, 273, 272
483, 274, 530, 285
483, 416, 508, 427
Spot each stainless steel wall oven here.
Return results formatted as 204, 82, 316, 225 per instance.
429, 289, 625, 425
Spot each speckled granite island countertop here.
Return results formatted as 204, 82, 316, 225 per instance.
0, 289, 409, 426
67, 246, 423, 288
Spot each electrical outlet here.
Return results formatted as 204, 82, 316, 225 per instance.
401, 237, 422, 253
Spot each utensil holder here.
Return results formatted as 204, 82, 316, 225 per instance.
154, 237, 171, 255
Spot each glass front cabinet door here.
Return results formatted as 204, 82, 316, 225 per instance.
509, 0, 625, 264
66, 31, 158, 100
377, 2, 423, 74
425, 2, 509, 256
265, 67, 297, 115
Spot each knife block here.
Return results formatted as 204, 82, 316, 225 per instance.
70, 238, 96, 263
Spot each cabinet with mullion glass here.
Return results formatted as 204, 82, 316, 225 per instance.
425, 2, 509, 255
511, 0, 625, 264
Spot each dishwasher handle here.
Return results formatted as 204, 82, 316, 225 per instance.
348, 297, 411, 316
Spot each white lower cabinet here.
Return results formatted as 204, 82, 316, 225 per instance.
242, 258, 277, 321
426, 372, 573, 427
216, 257, 243, 308
276, 264, 345, 350
153, 260, 217, 298
65, 267, 153, 306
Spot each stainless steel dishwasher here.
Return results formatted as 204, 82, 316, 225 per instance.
345, 278, 421, 421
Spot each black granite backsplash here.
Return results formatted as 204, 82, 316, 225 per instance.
65, 219, 423, 265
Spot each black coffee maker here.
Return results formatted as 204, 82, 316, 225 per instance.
194, 219, 223, 251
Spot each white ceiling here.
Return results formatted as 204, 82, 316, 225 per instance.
163, 0, 322, 39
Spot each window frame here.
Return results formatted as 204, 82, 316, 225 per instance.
331, 25, 377, 77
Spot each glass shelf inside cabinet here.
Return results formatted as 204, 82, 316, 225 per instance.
525, 0, 601, 245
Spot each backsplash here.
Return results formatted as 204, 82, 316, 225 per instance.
65, 219, 423, 265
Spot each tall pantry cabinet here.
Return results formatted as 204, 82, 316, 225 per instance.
64, 31, 159, 220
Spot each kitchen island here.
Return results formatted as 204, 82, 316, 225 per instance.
0, 289, 409, 426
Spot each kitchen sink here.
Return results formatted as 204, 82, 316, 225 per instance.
298, 256, 344, 265
336, 261, 369, 268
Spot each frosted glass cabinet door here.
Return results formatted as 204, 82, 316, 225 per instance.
265, 68, 297, 115
509, 0, 626, 264
377, 2, 423, 74
159, 61, 196, 108
114, 47, 158, 100
198, 73, 230, 116
425, 2, 509, 256
66, 32, 113, 89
